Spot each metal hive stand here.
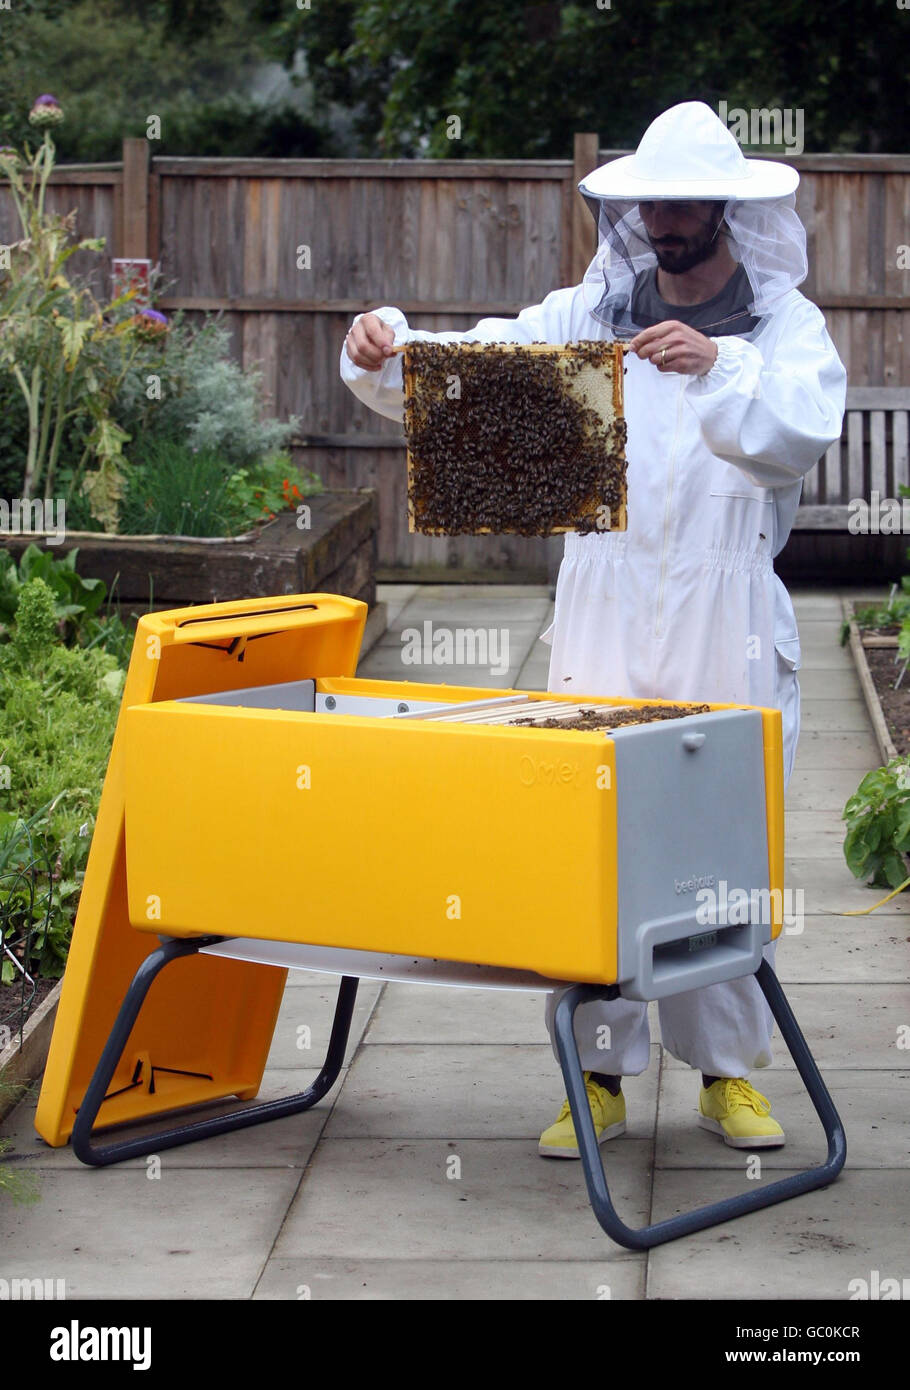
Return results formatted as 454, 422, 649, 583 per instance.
555, 961, 846, 1248
71, 942, 846, 1250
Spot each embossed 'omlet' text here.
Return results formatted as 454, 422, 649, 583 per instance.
518, 756, 581, 787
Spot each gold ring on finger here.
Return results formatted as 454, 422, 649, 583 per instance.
661, 347, 667, 366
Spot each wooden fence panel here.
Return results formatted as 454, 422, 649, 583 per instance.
2, 148, 910, 576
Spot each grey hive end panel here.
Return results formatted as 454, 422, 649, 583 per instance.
179, 679, 317, 711
612, 710, 771, 1000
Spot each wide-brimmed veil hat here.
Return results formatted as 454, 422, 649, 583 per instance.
579, 101, 808, 335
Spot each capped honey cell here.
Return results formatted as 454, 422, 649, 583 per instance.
401, 340, 628, 537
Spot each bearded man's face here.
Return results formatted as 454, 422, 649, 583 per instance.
638, 200, 726, 274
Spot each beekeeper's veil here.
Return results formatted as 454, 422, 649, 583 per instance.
579, 102, 808, 339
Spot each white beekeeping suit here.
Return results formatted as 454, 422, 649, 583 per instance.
340, 102, 846, 1080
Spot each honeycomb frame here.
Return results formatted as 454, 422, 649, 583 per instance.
400, 340, 628, 537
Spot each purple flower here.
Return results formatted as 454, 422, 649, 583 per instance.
29, 94, 64, 127
129, 308, 169, 341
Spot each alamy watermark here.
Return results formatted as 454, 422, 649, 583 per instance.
694, 879, 805, 934
49, 1320, 151, 1370
0, 497, 66, 546
401, 621, 509, 677
848, 1269, 909, 1299
848, 491, 910, 535
718, 100, 804, 156
0, 1276, 66, 1299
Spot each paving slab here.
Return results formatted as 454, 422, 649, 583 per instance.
370, 617, 548, 652
659, 984, 909, 1071
795, 669, 863, 700
786, 767, 872, 810
655, 1068, 910, 1169
785, 857, 910, 915
647, 1169, 908, 1301
774, 915, 910, 983
515, 663, 551, 693
785, 812, 850, 857
0, 1069, 345, 1172
376, 583, 419, 626
792, 594, 851, 617
797, 643, 855, 669
791, 731, 882, 770
362, 981, 553, 1044
270, 1137, 653, 1261
0, 1167, 302, 1299
269, 982, 381, 1065
253, 1257, 643, 1300
322, 1042, 660, 1141
800, 699, 872, 732
390, 585, 552, 623
357, 646, 521, 686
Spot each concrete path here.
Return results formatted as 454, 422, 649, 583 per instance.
1, 583, 906, 1300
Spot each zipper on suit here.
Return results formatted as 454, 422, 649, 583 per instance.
654, 379, 687, 640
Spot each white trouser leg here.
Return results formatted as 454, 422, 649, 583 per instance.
544, 991, 651, 1075
542, 654, 798, 1084
657, 938, 779, 1076
544, 938, 779, 1080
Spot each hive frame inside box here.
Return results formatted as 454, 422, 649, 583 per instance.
35, 594, 846, 1252
401, 340, 628, 536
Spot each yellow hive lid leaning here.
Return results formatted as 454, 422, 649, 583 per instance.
400, 340, 628, 536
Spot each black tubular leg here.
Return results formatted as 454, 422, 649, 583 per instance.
71, 938, 359, 1167
553, 959, 847, 1250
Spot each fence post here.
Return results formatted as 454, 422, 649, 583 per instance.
571, 132, 600, 286
120, 137, 150, 258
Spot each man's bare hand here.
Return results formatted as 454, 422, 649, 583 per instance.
628, 321, 718, 377
345, 313, 396, 370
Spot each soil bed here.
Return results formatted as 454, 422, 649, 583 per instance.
864, 648, 910, 757
1, 976, 59, 1042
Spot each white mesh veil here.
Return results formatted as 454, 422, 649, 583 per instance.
580, 192, 809, 339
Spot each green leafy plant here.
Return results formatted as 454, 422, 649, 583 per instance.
0, 363, 32, 500
843, 759, 910, 890
225, 449, 324, 528
0, 801, 78, 983
839, 580, 910, 646
0, 543, 105, 642
0, 544, 135, 663
0, 100, 160, 519
114, 314, 300, 471
0, 577, 125, 978
113, 437, 323, 537
116, 437, 246, 537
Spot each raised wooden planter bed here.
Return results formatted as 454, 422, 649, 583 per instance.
0, 981, 62, 1121
1, 488, 379, 610
842, 598, 900, 764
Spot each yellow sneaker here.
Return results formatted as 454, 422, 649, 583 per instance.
698, 1077, 785, 1149
538, 1073, 626, 1158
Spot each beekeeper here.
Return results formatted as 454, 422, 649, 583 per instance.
340, 101, 846, 1155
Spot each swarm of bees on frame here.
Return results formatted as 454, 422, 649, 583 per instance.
402, 340, 628, 537
511, 703, 711, 732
